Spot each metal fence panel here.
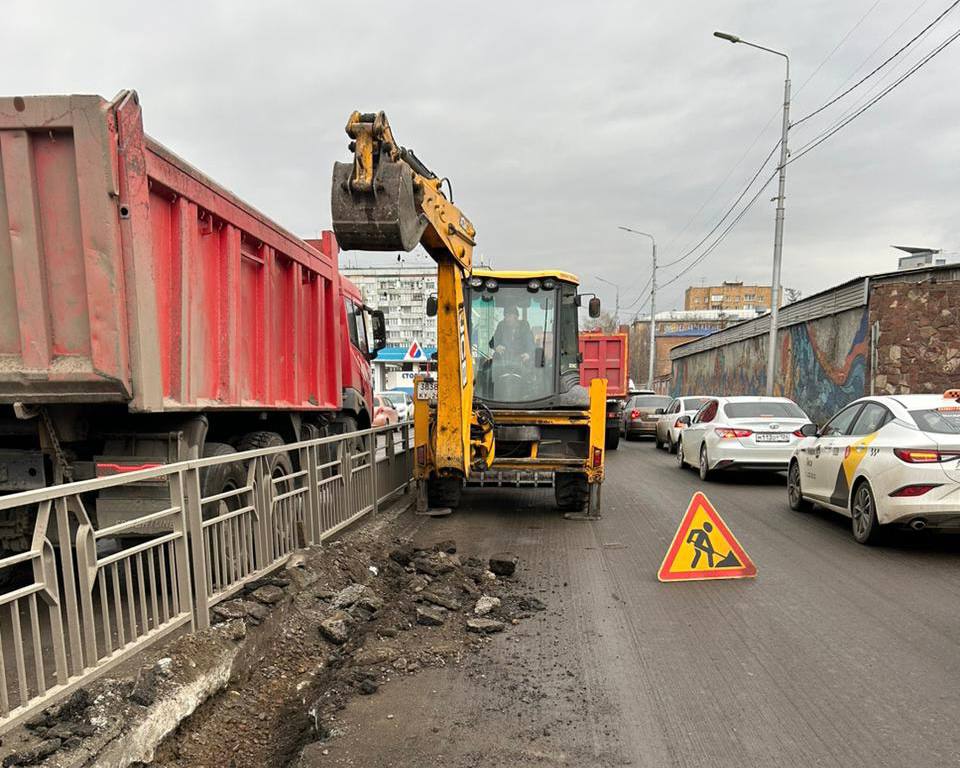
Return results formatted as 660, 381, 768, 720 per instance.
0, 423, 412, 734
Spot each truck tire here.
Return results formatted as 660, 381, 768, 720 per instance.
555, 473, 588, 512
427, 477, 462, 509
0, 509, 34, 588
605, 428, 620, 451
200, 443, 247, 520
236, 431, 295, 490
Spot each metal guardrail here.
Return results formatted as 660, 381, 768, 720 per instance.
0, 422, 413, 735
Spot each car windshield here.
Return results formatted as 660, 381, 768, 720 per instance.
468, 282, 557, 403
633, 396, 672, 409
725, 401, 806, 419
910, 408, 960, 434
683, 397, 707, 411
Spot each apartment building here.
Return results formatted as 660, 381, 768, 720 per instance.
684, 282, 774, 312
340, 266, 437, 349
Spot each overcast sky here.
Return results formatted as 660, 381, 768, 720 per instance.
4, 0, 958, 317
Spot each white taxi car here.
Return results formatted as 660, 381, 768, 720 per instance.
787, 392, 960, 544
676, 396, 812, 480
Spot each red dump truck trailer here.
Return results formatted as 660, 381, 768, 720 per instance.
579, 331, 628, 451
0, 91, 385, 552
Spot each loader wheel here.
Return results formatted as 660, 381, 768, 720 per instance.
605, 428, 619, 451
555, 473, 589, 512
427, 477, 462, 509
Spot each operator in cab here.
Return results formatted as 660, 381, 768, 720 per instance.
491, 304, 535, 364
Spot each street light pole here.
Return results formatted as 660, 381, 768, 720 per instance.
714, 31, 790, 397
618, 227, 657, 389
593, 275, 620, 330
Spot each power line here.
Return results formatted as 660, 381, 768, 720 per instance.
659, 140, 780, 271
793, 0, 883, 98
792, 0, 960, 127
658, 172, 779, 291
821, 0, 932, 103
788, 25, 960, 165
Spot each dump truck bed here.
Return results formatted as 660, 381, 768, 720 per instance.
579, 332, 628, 398
0, 91, 341, 412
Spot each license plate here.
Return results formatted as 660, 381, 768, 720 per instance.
756, 432, 789, 443
416, 380, 438, 402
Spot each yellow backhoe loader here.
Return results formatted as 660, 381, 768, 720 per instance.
331, 112, 606, 516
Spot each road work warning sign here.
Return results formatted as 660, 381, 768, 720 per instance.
658, 492, 757, 582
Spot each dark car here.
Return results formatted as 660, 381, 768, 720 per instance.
620, 394, 673, 440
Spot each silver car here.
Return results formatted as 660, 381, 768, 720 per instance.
654, 395, 709, 453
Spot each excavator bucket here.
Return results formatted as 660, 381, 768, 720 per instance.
331, 159, 428, 252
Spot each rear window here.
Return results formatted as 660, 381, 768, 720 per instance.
633, 396, 672, 409
724, 401, 806, 419
682, 397, 707, 411
911, 408, 960, 434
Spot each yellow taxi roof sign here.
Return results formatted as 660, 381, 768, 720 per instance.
658, 492, 757, 582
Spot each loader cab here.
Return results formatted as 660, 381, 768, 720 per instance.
465, 270, 594, 409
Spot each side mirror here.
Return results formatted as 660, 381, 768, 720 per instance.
426, 295, 438, 317
677, 415, 691, 427
800, 423, 818, 437
370, 310, 387, 353
654, 408, 665, 415
588, 297, 601, 318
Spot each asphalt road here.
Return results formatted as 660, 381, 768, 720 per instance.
302, 438, 960, 768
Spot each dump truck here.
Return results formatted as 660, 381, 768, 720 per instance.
0, 91, 385, 556
330, 111, 607, 516
579, 331, 629, 451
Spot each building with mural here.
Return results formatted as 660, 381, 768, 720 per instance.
668, 264, 960, 425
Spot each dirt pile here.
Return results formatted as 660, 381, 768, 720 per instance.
150, 517, 543, 768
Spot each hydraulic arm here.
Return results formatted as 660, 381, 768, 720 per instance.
331, 111, 488, 480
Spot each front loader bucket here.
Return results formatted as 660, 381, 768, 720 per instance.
331, 159, 428, 251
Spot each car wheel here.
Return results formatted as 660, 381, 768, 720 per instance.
668, 435, 678, 455
698, 444, 711, 481
851, 481, 881, 545
653, 433, 661, 449
676, 440, 686, 469
787, 460, 811, 511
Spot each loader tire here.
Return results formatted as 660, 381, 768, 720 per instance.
427, 477, 462, 509
605, 428, 620, 451
555, 473, 589, 512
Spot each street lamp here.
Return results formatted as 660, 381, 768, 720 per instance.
714, 30, 790, 397
593, 275, 620, 329
618, 227, 657, 389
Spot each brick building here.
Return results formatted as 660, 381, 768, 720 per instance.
684, 281, 776, 312
627, 310, 759, 387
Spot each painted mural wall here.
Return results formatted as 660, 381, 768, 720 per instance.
671, 307, 869, 425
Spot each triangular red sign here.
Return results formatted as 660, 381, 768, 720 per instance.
658, 492, 757, 582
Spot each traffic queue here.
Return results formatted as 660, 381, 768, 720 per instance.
623, 389, 960, 545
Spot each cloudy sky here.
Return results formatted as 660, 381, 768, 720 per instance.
4, 0, 958, 318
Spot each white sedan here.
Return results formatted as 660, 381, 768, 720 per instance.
787, 392, 960, 544
654, 395, 709, 453
677, 396, 811, 480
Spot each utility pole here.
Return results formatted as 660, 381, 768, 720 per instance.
593, 275, 620, 331
714, 31, 790, 396
618, 227, 657, 388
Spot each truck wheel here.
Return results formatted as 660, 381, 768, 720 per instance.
427, 477, 462, 509
605, 428, 620, 451
236, 431, 295, 491
200, 443, 247, 520
555, 473, 589, 512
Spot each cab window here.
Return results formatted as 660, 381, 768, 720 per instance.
849, 402, 890, 436
345, 298, 368, 355
821, 404, 863, 437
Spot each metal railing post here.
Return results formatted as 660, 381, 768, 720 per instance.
300, 445, 317, 545
341, 437, 354, 519
369, 430, 379, 516
180, 467, 209, 630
